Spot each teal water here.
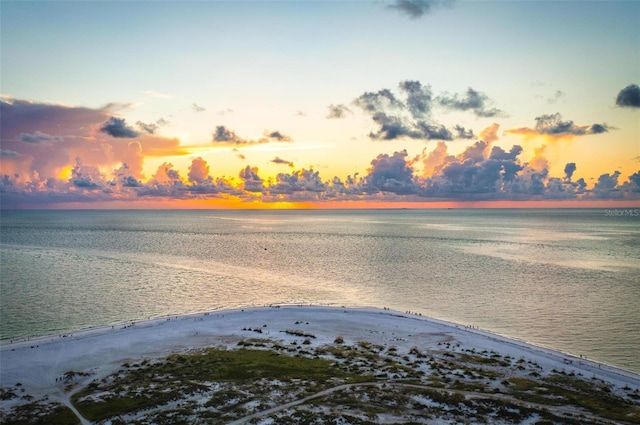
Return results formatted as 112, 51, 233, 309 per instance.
1, 209, 639, 373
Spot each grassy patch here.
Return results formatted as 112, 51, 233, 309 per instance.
71, 348, 365, 422
508, 377, 539, 392
451, 380, 487, 392
1, 387, 19, 401
506, 374, 640, 423
2, 401, 80, 425
543, 374, 640, 422
284, 329, 316, 338
205, 388, 246, 409
459, 353, 509, 367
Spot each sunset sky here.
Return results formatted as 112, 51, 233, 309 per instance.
1, 0, 639, 209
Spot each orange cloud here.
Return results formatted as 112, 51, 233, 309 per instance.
479, 123, 500, 143
529, 144, 549, 172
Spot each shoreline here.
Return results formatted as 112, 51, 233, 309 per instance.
2, 305, 639, 388
2, 303, 639, 379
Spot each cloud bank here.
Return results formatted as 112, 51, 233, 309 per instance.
1, 97, 638, 208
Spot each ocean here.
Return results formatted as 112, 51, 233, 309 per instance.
1, 209, 639, 373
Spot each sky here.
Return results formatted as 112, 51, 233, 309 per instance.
1, 0, 639, 209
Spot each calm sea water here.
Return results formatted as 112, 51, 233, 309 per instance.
1, 209, 639, 373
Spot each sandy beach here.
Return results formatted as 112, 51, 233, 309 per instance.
2, 305, 639, 423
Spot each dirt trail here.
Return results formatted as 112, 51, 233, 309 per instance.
228, 381, 621, 425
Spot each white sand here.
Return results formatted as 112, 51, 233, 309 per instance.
2, 306, 639, 407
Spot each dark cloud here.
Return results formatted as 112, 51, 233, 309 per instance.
589, 123, 610, 134
528, 170, 548, 195
100, 117, 139, 138
418, 140, 528, 196
185, 178, 239, 196
398, 80, 432, 118
326, 104, 352, 119
583, 170, 639, 199
133, 169, 240, 198
537, 113, 580, 134
354, 89, 404, 114
70, 158, 102, 189
453, 125, 474, 139
367, 114, 461, 141
270, 169, 327, 195
564, 162, 577, 180
615, 84, 640, 108
628, 171, 640, 190
212, 126, 292, 145
459, 140, 489, 164
141, 118, 167, 132
365, 113, 455, 141
271, 157, 294, 168
264, 130, 293, 142
388, 0, 452, 19
73, 177, 100, 189
360, 103, 455, 141
368, 113, 420, 140
239, 165, 264, 193
414, 122, 454, 140
192, 103, 206, 112
122, 176, 142, 187
212, 126, 247, 144
501, 160, 524, 183
437, 88, 504, 118
507, 113, 612, 138
166, 168, 180, 181
593, 171, 621, 194
365, 150, 416, 194
19, 131, 64, 144
0, 175, 15, 192
460, 159, 514, 192
0, 149, 20, 157
136, 121, 158, 134
440, 161, 475, 188
352, 81, 500, 141
534, 113, 611, 136
489, 145, 523, 162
